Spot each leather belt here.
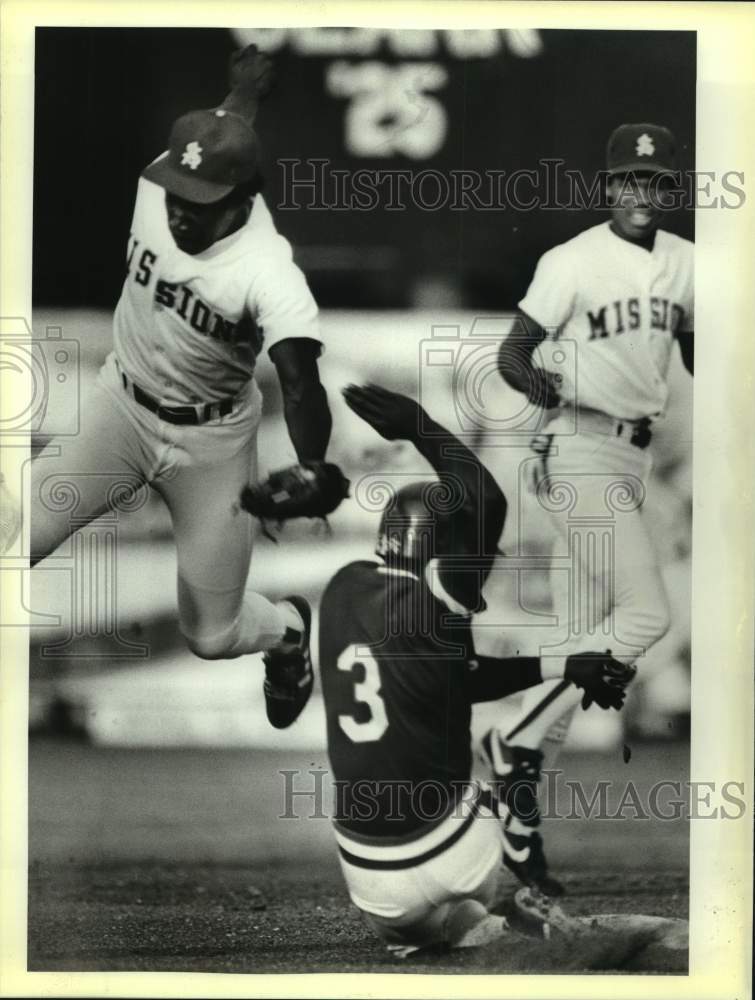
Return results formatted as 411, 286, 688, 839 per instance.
567, 407, 653, 450
119, 369, 234, 425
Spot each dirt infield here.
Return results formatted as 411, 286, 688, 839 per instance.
28, 860, 688, 973
28, 739, 689, 973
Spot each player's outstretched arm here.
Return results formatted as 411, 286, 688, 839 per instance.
497, 311, 561, 409
343, 383, 505, 611
469, 650, 636, 711
271, 339, 332, 461
343, 382, 505, 554
218, 43, 275, 125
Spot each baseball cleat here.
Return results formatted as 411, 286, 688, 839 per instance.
513, 886, 579, 939
502, 830, 565, 898
263, 595, 313, 729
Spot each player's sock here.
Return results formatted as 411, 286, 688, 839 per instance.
270, 599, 306, 653
262, 595, 313, 729
507, 815, 534, 837
480, 731, 564, 897
179, 590, 290, 658
539, 704, 577, 772
480, 732, 543, 827
503, 676, 583, 750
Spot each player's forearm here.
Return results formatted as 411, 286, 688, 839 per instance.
498, 313, 560, 408
411, 416, 506, 553
281, 381, 332, 461
470, 651, 598, 699
497, 335, 539, 394
470, 656, 543, 702
499, 341, 562, 409
218, 44, 273, 125
219, 90, 260, 125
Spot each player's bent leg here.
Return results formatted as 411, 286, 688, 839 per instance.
365, 898, 510, 957
616, 581, 672, 652
159, 443, 314, 726
177, 580, 313, 729
479, 729, 566, 897
158, 440, 287, 656
487, 495, 669, 890
30, 379, 150, 565
335, 783, 508, 954
176, 580, 290, 659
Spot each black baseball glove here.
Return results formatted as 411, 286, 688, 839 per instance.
564, 651, 637, 710
240, 460, 350, 524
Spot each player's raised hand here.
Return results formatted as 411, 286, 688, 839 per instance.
564, 652, 637, 711
342, 383, 425, 441
228, 43, 275, 99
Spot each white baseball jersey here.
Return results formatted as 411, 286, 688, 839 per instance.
113, 176, 322, 405
519, 222, 694, 420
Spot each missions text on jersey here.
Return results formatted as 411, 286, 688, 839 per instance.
114, 177, 321, 405
520, 222, 693, 419
320, 560, 477, 838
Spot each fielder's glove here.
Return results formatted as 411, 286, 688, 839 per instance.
240, 461, 350, 526
564, 651, 637, 711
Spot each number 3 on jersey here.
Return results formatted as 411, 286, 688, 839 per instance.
337, 644, 388, 743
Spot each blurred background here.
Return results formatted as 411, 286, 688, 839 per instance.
28, 26, 695, 753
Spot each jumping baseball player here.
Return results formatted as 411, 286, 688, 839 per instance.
489, 123, 694, 892
319, 383, 634, 956
30, 47, 342, 728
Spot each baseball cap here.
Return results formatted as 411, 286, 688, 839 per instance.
606, 123, 677, 176
142, 108, 260, 204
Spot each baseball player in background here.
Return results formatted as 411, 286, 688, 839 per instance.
489, 123, 694, 894
30, 47, 330, 728
320, 383, 634, 956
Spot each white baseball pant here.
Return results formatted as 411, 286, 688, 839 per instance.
502, 411, 671, 753
334, 784, 509, 955
31, 352, 288, 658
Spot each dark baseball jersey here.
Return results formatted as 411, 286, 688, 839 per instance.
319, 559, 479, 838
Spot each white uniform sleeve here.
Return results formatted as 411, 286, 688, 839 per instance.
518, 245, 577, 331
248, 238, 322, 354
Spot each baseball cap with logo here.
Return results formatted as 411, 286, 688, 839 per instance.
606, 123, 677, 176
142, 108, 260, 204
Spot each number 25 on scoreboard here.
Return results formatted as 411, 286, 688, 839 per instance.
337, 644, 389, 742
325, 61, 448, 159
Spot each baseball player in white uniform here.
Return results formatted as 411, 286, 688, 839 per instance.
486, 123, 694, 893
31, 48, 330, 729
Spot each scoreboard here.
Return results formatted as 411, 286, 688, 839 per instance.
33, 27, 695, 309
233, 28, 695, 306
